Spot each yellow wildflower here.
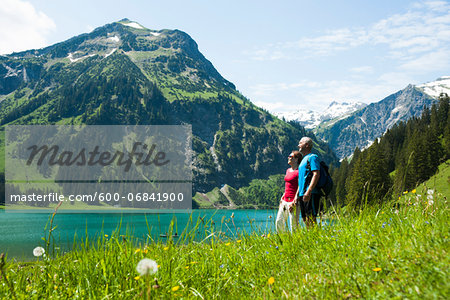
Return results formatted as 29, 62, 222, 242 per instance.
237, 240, 242, 243
135, 249, 141, 254
163, 246, 169, 251
104, 234, 108, 237
134, 276, 140, 280
172, 286, 180, 292
372, 267, 382, 272
268, 277, 275, 285
225, 242, 231, 246
267, 233, 271, 238
412, 189, 416, 194
403, 191, 408, 194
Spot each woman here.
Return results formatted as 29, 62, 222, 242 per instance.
276, 150, 301, 232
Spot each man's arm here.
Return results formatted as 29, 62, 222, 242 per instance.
302, 170, 320, 202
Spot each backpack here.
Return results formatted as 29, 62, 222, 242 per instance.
306, 156, 333, 198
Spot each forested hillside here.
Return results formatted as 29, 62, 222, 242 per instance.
331, 94, 449, 208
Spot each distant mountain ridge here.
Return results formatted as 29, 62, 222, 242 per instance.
278, 101, 367, 129
314, 77, 450, 159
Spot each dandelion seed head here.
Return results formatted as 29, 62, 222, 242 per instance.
33, 246, 45, 257
136, 258, 158, 276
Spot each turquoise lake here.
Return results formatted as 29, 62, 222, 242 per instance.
0, 209, 279, 260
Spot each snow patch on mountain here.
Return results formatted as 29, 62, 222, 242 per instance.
2, 64, 19, 78
416, 76, 450, 98
277, 101, 367, 129
67, 52, 96, 63
123, 22, 144, 29
105, 48, 117, 58
108, 35, 120, 43
359, 117, 367, 125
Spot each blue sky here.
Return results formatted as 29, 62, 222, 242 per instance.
1, 0, 449, 112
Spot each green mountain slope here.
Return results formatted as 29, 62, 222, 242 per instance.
0, 19, 338, 197
417, 159, 450, 198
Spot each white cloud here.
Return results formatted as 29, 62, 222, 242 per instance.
248, 75, 417, 113
243, 1, 450, 113
249, 81, 321, 97
246, 0, 450, 61
399, 49, 450, 72
0, 0, 56, 54
350, 66, 374, 74
253, 100, 293, 112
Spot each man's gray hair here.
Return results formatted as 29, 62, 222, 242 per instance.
300, 137, 313, 149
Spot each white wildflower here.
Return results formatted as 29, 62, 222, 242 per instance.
136, 258, 158, 276
33, 246, 45, 257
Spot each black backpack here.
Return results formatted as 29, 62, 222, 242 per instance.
306, 157, 333, 198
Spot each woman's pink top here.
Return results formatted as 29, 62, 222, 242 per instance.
283, 168, 299, 202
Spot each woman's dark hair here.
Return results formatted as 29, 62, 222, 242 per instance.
291, 150, 302, 164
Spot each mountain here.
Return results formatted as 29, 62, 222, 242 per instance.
0, 19, 339, 197
416, 76, 450, 98
314, 77, 450, 159
277, 101, 367, 129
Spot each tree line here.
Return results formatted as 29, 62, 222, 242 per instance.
331, 94, 449, 209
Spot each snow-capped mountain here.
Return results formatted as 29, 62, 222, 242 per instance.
314, 77, 449, 159
278, 101, 367, 129
416, 76, 450, 98
278, 77, 450, 131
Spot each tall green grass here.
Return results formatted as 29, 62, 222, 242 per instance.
1, 187, 448, 298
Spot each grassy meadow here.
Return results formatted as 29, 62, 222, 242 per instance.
1, 170, 449, 298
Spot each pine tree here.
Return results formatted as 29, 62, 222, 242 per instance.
364, 139, 391, 203
334, 158, 349, 205
346, 150, 368, 208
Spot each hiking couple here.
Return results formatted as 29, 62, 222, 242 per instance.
276, 136, 322, 232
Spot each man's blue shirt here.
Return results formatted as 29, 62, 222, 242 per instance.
298, 153, 320, 196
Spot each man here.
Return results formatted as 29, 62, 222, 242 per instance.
296, 137, 321, 227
